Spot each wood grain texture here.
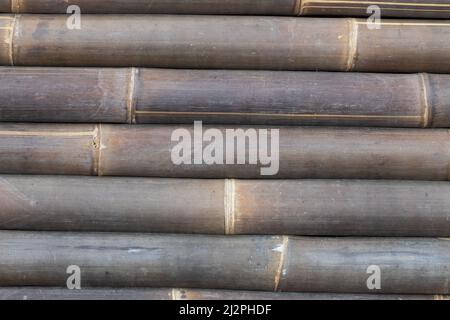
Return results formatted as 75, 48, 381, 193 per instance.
0, 67, 129, 123
1, 124, 450, 180
1, 1, 450, 18
1, 15, 450, 72
0, 287, 446, 300
300, 0, 450, 19
3, 67, 450, 127
0, 176, 449, 236
0, 231, 448, 294
1, 0, 298, 15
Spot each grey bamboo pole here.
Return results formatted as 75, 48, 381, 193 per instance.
1, 1, 450, 19
1, 15, 450, 72
1, 67, 449, 127
0, 175, 449, 236
0, 287, 447, 300
0, 231, 449, 294
1, 124, 450, 180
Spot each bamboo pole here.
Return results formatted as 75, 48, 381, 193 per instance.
0, 123, 450, 180
1, 15, 450, 72
1, 67, 449, 127
1, 1, 450, 19
1, 175, 449, 236
0, 231, 449, 294
0, 287, 447, 300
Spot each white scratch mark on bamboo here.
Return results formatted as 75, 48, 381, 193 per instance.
127, 248, 143, 254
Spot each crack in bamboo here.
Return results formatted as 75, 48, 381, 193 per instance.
304, 5, 450, 12
224, 179, 236, 235
419, 73, 432, 128
346, 18, 359, 72
356, 21, 450, 26
133, 110, 421, 120
306, 1, 450, 8
274, 236, 289, 292
0, 130, 94, 136
126, 68, 139, 124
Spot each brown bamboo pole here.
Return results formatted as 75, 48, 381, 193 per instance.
1, 176, 449, 237
1, 67, 449, 127
0, 123, 450, 180
1, 15, 450, 72
0, 287, 446, 300
0, 231, 449, 294
1, 1, 450, 19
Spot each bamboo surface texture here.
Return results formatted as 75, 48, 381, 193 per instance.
1, 1, 450, 19
1, 176, 450, 236
0, 231, 449, 294
2, 124, 450, 180
0, 287, 447, 300
1, 15, 450, 72
1, 67, 449, 127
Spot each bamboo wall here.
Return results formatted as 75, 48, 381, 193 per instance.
0, 0, 449, 301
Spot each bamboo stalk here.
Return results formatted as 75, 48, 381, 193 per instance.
1, 67, 449, 127
1, 175, 449, 236
0, 231, 449, 294
1, 15, 450, 72
0, 287, 447, 300
0, 123, 450, 180
1, 1, 450, 19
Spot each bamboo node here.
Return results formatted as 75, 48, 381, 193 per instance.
7, 14, 18, 66
126, 67, 139, 124
346, 18, 359, 72
294, 0, 304, 15
419, 73, 432, 128
274, 236, 289, 292
172, 288, 180, 300
92, 124, 103, 176
11, 0, 21, 13
224, 179, 236, 235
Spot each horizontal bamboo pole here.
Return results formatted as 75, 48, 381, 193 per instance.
0, 124, 450, 180
1, 1, 450, 19
1, 175, 450, 236
1, 67, 449, 127
0, 287, 447, 300
1, 15, 450, 72
0, 231, 449, 294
